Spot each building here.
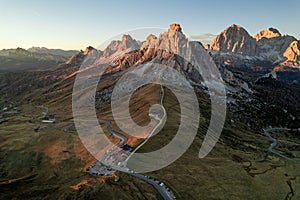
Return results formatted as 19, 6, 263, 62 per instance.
41, 115, 56, 123
122, 144, 133, 151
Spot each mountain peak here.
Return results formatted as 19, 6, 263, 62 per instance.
225, 24, 248, 33
230, 24, 239, 28
141, 24, 187, 54
210, 24, 256, 55
268, 27, 281, 35
169, 23, 182, 32
146, 34, 157, 41
122, 34, 133, 42
65, 46, 99, 65
103, 34, 140, 57
255, 28, 281, 41
83, 46, 96, 55
121, 34, 139, 50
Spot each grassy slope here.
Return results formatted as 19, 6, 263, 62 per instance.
137, 87, 300, 200
0, 76, 163, 199
1, 70, 300, 199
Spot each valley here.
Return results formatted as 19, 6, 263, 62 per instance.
1, 23, 300, 199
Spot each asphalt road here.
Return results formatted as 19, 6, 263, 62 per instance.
106, 122, 127, 147
124, 85, 166, 163
263, 127, 300, 165
113, 166, 176, 200
104, 121, 176, 199
98, 86, 176, 200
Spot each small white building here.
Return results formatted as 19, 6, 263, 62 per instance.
41, 120, 55, 123
42, 115, 56, 123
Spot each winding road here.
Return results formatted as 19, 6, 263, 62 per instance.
263, 127, 300, 165
89, 86, 176, 199
112, 165, 176, 200
106, 122, 127, 147
124, 85, 166, 163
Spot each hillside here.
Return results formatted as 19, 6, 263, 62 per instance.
0, 47, 78, 72
0, 24, 300, 199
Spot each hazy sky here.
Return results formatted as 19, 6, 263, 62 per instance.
0, 0, 299, 50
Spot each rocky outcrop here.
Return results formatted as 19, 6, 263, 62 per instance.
141, 34, 157, 49
83, 46, 96, 55
66, 46, 101, 65
283, 40, 300, 62
201, 43, 210, 50
141, 23, 188, 55
255, 35, 296, 64
120, 34, 140, 51
103, 34, 140, 57
210, 24, 257, 56
169, 23, 182, 32
103, 41, 121, 57
254, 28, 281, 41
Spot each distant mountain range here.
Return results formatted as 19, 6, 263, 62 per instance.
27, 47, 78, 57
0, 47, 78, 72
1, 24, 299, 74
208, 24, 300, 69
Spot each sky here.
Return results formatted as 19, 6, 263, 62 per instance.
0, 0, 299, 50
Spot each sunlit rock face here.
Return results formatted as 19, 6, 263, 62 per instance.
66, 46, 101, 65
210, 24, 257, 56
169, 23, 182, 32
208, 24, 300, 68
254, 28, 281, 41
103, 34, 140, 57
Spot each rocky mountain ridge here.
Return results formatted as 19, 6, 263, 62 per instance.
63, 24, 300, 90
210, 24, 300, 68
67, 23, 300, 74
